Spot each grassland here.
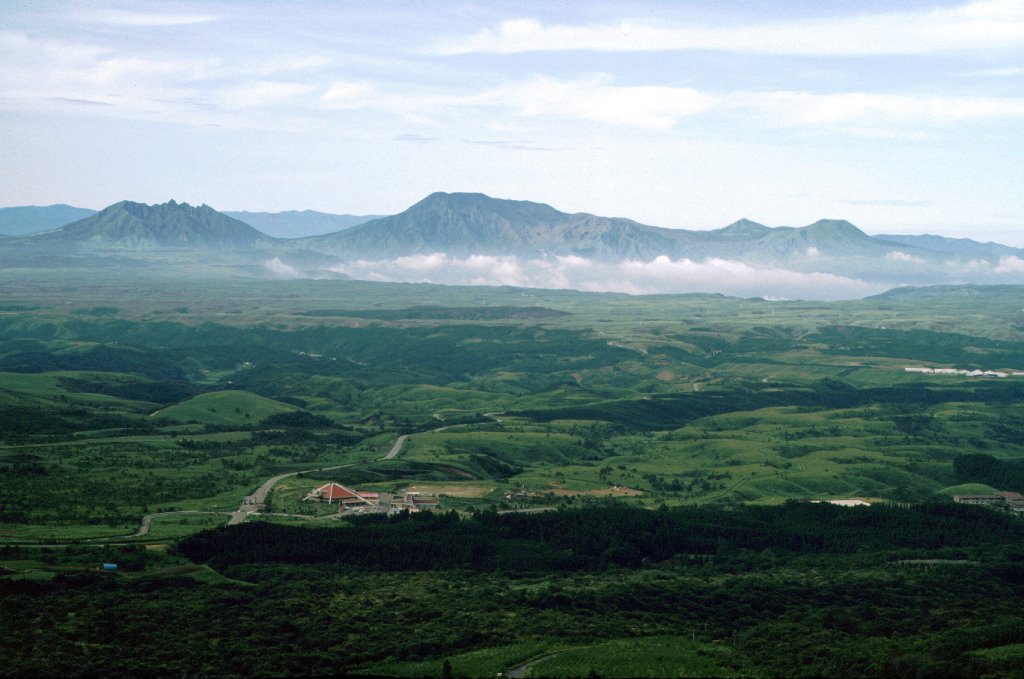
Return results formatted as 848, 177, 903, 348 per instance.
1, 275, 1023, 542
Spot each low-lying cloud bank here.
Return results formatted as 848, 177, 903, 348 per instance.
264, 251, 1024, 299
265, 252, 1024, 299
311, 253, 883, 300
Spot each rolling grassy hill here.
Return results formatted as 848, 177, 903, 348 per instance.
152, 390, 299, 426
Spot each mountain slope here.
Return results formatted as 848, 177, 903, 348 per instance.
26, 200, 272, 249
874, 234, 1024, 260
293, 192, 702, 260
224, 210, 380, 239
0, 205, 97, 236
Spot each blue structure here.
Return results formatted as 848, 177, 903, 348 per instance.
102, 563, 118, 571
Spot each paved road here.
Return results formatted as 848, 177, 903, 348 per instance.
382, 434, 408, 460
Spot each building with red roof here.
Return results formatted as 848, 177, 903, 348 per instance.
311, 482, 377, 506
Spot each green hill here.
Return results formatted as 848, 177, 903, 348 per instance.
152, 390, 298, 426
938, 483, 999, 496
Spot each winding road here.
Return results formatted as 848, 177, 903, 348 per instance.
227, 462, 355, 525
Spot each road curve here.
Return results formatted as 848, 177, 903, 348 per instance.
132, 510, 229, 537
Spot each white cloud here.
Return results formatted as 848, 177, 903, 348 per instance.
994, 255, 1024, 273
393, 253, 448, 271
264, 257, 302, 278
470, 74, 712, 129
967, 66, 1024, 77
85, 10, 219, 27
886, 251, 926, 264
435, 1, 1024, 56
321, 80, 374, 108
329, 253, 883, 300
748, 91, 1024, 126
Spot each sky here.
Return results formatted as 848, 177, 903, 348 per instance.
2, 0, 1023, 245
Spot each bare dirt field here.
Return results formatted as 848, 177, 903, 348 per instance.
404, 484, 496, 498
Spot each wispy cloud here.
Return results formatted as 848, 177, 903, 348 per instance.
965, 66, 1024, 77
463, 139, 554, 151
264, 257, 302, 278
748, 90, 1024, 126
393, 133, 438, 144
466, 74, 713, 129
216, 81, 316, 109
435, 1, 1024, 56
886, 251, 927, 264
83, 10, 219, 27
450, 78, 1024, 131
842, 199, 934, 207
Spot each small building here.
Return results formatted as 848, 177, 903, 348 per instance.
954, 494, 1006, 507
403, 491, 439, 512
102, 563, 118, 571
998, 491, 1024, 512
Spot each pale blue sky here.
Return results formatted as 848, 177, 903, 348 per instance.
2, 0, 1022, 244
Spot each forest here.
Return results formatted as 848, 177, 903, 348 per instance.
3, 503, 1024, 677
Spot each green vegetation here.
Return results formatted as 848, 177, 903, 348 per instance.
2, 275, 1024, 675
152, 389, 298, 426
5, 504, 1024, 677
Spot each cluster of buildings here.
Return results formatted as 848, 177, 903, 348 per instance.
904, 367, 1024, 378
954, 491, 1024, 513
306, 482, 438, 513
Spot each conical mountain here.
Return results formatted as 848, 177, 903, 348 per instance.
28, 200, 270, 249
711, 218, 771, 238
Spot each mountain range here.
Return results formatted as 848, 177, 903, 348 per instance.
0, 204, 97, 236
2, 192, 1022, 297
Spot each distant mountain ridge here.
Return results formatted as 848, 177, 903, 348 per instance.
0, 205, 97, 236
875, 234, 1024, 259
289, 192, 904, 264
4, 194, 1019, 263
4, 193, 1023, 295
